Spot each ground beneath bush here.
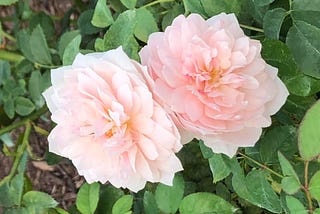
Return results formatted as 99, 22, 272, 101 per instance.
0, 0, 86, 210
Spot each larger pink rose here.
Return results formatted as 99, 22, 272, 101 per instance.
42, 47, 183, 192
139, 13, 289, 157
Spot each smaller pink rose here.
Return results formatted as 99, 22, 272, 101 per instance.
139, 13, 289, 157
42, 47, 183, 192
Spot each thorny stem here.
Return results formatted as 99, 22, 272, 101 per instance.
240, 24, 264, 33
238, 152, 284, 179
303, 161, 313, 212
142, 0, 175, 8
0, 106, 48, 136
0, 121, 31, 187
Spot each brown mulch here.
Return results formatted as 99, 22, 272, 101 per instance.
0, 0, 86, 210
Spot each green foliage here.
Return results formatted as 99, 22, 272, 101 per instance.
155, 174, 185, 213
1, 0, 320, 213
179, 192, 237, 214
298, 101, 320, 160
76, 182, 100, 214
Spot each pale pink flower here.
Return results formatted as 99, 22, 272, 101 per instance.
139, 13, 289, 157
42, 47, 183, 192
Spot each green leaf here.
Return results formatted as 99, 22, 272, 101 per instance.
263, 8, 287, 39
232, 169, 282, 213
292, 0, 320, 11
183, 0, 206, 15
199, 140, 214, 158
179, 192, 236, 214
112, 195, 133, 214
76, 182, 100, 214
278, 152, 301, 194
103, 10, 138, 57
63, 35, 81, 65
201, 0, 241, 16
254, 0, 275, 6
58, 30, 80, 59
77, 10, 101, 35
298, 100, 320, 160
17, 30, 35, 62
28, 71, 45, 108
29, 12, 55, 41
143, 191, 159, 214
3, 98, 14, 119
0, 60, 10, 85
208, 153, 232, 183
94, 38, 104, 51
14, 97, 35, 116
30, 25, 52, 65
291, 11, 320, 28
162, 4, 184, 30
23, 191, 58, 208
96, 185, 124, 214
286, 21, 320, 79
309, 170, 320, 201
314, 208, 320, 214
258, 126, 297, 164
285, 196, 308, 214
92, 0, 114, 28
0, 0, 18, 5
134, 8, 158, 42
120, 0, 137, 9
155, 173, 184, 213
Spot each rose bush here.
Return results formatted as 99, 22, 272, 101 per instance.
42, 47, 183, 192
140, 13, 289, 157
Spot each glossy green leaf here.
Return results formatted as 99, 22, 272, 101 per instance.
278, 152, 301, 194
285, 196, 308, 214
30, 25, 52, 65
29, 12, 55, 41
92, 0, 114, 28
143, 191, 159, 214
14, 97, 35, 116
286, 21, 320, 79
201, 0, 241, 16
309, 170, 320, 201
17, 30, 35, 62
134, 8, 158, 42
0, 60, 10, 85
63, 35, 81, 65
263, 8, 287, 39
208, 153, 232, 183
112, 195, 133, 214
285, 73, 320, 96
120, 0, 137, 9
179, 192, 236, 214
76, 182, 100, 214
155, 174, 184, 213
28, 71, 45, 108
23, 191, 58, 208
291, 11, 320, 28
298, 100, 320, 160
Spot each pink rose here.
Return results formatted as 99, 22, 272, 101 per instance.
139, 13, 289, 157
42, 47, 183, 192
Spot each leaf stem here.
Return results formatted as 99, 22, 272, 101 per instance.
142, 0, 175, 8
238, 152, 284, 179
0, 49, 24, 62
303, 161, 313, 212
0, 106, 48, 136
240, 24, 264, 33
1, 31, 16, 43
34, 62, 59, 69
0, 121, 31, 187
